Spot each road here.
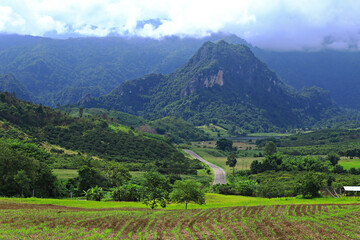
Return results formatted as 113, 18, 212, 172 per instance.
183, 149, 227, 185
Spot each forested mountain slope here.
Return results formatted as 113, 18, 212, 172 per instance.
81, 41, 338, 132
0, 91, 197, 172
1, 34, 360, 109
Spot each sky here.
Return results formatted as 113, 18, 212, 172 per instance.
0, 0, 360, 50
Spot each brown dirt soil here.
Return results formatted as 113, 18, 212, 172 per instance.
0, 202, 147, 212
2, 202, 360, 239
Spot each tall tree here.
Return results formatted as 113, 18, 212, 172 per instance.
170, 180, 205, 209
142, 172, 171, 209
226, 154, 237, 183
216, 138, 233, 151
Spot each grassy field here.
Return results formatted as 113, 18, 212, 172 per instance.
190, 147, 262, 174
1, 196, 360, 239
52, 169, 78, 180
338, 158, 360, 170
196, 124, 230, 138
247, 132, 292, 137
192, 140, 256, 150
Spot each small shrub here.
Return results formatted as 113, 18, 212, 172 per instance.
84, 186, 104, 201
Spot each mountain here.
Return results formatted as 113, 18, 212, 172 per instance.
0, 33, 245, 106
1, 33, 360, 109
81, 41, 338, 131
0, 74, 32, 101
252, 49, 360, 109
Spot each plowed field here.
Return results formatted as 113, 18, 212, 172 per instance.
1, 201, 360, 239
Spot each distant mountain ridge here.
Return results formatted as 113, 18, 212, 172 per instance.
1, 34, 360, 109
81, 41, 338, 131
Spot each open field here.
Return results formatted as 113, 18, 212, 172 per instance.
1, 196, 360, 239
192, 140, 256, 150
52, 169, 79, 180
189, 147, 262, 174
339, 158, 360, 170
247, 132, 292, 137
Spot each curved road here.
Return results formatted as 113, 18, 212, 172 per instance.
183, 149, 226, 185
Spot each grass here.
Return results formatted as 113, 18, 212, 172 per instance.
196, 124, 230, 138
52, 169, 78, 180
2, 194, 360, 210
190, 147, 261, 174
1, 195, 360, 239
109, 124, 138, 135
192, 140, 256, 150
338, 158, 360, 170
248, 132, 292, 137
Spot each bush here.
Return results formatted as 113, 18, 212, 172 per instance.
111, 183, 143, 201
84, 186, 104, 201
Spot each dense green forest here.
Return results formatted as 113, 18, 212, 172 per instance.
58, 106, 210, 143
82, 41, 346, 132
0, 91, 200, 173
256, 129, 360, 155
0, 34, 245, 106
1, 34, 360, 110
149, 116, 210, 143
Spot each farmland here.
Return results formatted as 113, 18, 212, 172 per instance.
1, 196, 360, 239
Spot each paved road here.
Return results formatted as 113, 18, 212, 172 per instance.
183, 149, 226, 185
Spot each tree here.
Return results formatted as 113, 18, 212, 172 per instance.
79, 107, 84, 118
78, 165, 105, 192
0, 140, 58, 197
105, 162, 131, 187
216, 138, 233, 151
13, 170, 31, 197
142, 172, 171, 209
296, 172, 324, 198
170, 180, 205, 209
112, 183, 143, 201
264, 141, 277, 156
327, 152, 340, 166
226, 154, 237, 183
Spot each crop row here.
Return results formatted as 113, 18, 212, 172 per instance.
0, 203, 359, 239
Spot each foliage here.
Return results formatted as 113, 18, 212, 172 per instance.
212, 177, 258, 196
0, 138, 58, 197
273, 129, 360, 156
111, 183, 143, 201
327, 152, 340, 166
296, 172, 325, 198
81, 41, 340, 132
150, 116, 210, 143
104, 162, 131, 187
250, 153, 332, 174
0, 92, 196, 174
226, 154, 237, 182
216, 138, 234, 151
84, 186, 105, 201
78, 165, 105, 193
142, 172, 171, 209
264, 141, 277, 156
170, 180, 205, 209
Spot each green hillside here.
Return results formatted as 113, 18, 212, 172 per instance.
82, 41, 339, 132
0, 91, 197, 173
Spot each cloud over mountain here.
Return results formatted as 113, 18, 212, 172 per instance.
1, 0, 360, 50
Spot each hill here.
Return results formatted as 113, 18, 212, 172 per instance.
0, 91, 198, 173
81, 41, 338, 132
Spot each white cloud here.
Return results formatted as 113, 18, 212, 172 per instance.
0, 0, 360, 50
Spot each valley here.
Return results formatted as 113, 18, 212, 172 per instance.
1, 34, 360, 239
